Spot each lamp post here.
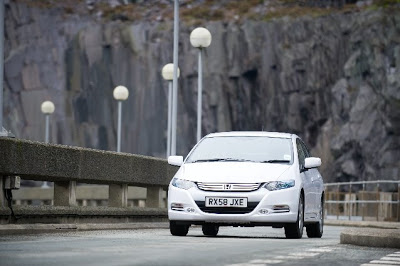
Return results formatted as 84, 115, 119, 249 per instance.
113, 85, 129, 153
171, 0, 180, 156
190, 27, 212, 142
0, 0, 7, 137
162, 63, 180, 157
41, 100, 55, 188
41, 101, 55, 144
0, 0, 14, 138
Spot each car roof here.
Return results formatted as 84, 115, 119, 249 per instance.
205, 131, 294, 139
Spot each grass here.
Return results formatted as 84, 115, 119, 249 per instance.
373, 0, 400, 7
14, 0, 400, 23
262, 4, 360, 21
15, 0, 87, 15
181, 5, 224, 22
225, 0, 264, 14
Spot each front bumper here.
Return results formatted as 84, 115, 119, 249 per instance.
168, 185, 300, 225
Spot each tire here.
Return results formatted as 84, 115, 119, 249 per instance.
202, 224, 219, 236
170, 221, 189, 236
284, 194, 304, 239
306, 197, 324, 238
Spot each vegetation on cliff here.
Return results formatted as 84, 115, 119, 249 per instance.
16, 0, 400, 24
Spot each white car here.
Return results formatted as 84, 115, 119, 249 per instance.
167, 131, 324, 239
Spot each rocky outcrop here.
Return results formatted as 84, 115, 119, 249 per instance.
3, 2, 400, 182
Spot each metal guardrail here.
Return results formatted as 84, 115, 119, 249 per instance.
324, 180, 400, 222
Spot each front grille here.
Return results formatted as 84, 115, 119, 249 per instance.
196, 182, 261, 192
195, 201, 259, 214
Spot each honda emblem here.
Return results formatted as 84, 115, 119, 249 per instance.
224, 184, 232, 190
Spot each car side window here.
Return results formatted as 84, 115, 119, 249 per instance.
300, 140, 310, 158
296, 139, 305, 171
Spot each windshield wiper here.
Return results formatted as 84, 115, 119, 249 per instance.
221, 158, 255, 162
189, 158, 226, 163
260, 160, 291, 164
190, 158, 255, 163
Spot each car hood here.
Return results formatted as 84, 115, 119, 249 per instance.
176, 162, 291, 183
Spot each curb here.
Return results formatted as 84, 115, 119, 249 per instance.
340, 227, 400, 249
0, 222, 169, 235
0, 206, 168, 224
325, 220, 400, 249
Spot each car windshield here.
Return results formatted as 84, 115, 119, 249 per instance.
186, 136, 293, 164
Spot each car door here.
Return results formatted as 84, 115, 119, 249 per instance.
296, 139, 314, 220
299, 140, 318, 219
301, 139, 324, 215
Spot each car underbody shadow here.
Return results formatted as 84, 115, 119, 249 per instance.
190, 235, 287, 239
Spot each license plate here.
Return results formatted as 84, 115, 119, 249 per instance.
205, 197, 248, 208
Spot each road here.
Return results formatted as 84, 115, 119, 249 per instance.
0, 226, 398, 266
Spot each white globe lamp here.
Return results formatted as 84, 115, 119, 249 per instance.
162, 64, 180, 81
41, 101, 55, 114
190, 27, 212, 48
113, 86, 129, 101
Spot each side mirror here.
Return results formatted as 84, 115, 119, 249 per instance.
304, 157, 321, 169
168, 156, 183, 167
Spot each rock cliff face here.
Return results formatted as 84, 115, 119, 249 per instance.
3, 2, 400, 182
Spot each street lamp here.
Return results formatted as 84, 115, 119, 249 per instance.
171, 0, 180, 156
41, 101, 55, 144
41, 100, 55, 188
113, 85, 129, 152
162, 63, 180, 157
0, 1, 10, 137
190, 27, 212, 142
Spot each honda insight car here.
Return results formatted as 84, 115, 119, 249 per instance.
167, 132, 324, 239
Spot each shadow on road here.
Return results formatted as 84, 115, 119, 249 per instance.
189, 235, 286, 240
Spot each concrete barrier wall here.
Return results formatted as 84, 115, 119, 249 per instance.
0, 137, 178, 220
0, 138, 177, 186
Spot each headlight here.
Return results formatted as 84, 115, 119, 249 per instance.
171, 178, 196, 190
264, 180, 295, 191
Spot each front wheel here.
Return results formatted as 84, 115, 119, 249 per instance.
202, 224, 219, 236
284, 194, 304, 239
170, 221, 189, 236
306, 197, 324, 238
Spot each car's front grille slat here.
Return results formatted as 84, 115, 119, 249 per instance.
197, 182, 261, 192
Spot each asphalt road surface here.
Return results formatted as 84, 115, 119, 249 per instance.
0, 226, 398, 266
